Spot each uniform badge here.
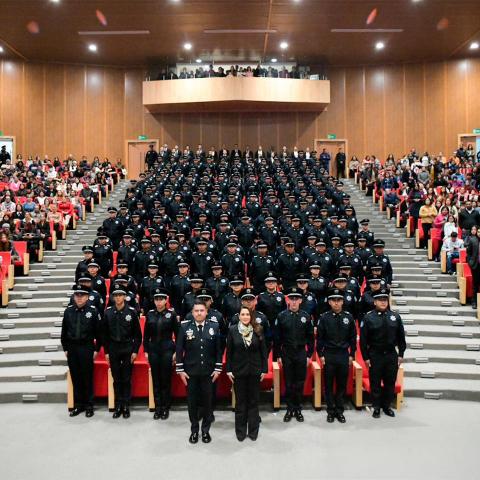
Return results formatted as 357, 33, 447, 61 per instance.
126, 296, 131, 302
149, 255, 154, 260
85, 312, 92, 319
125, 315, 132, 322
383, 258, 387, 263
346, 295, 352, 301
266, 259, 271, 263
390, 315, 397, 321
325, 256, 330, 261
307, 296, 313, 301
221, 279, 227, 283
235, 257, 240, 262
210, 316, 217, 322
89, 295, 94, 301
300, 316, 307, 323
276, 296, 282, 302
131, 248, 135, 252
97, 280, 102, 285
354, 258, 359, 262
343, 317, 349, 325
209, 327, 214, 336
256, 317, 262, 324
186, 328, 194, 340
294, 257, 299, 262
165, 312, 171, 318
206, 256, 211, 261
360, 321, 364, 328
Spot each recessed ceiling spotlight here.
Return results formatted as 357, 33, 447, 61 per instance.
0, 47, 4, 53
183, 42, 192, 50
412, 0, 423, 3
271, 58, 278, 63
195, 58, 202, 63
375, 41, 385, 50
470, 42, 479, 50
88, 43, 98, 52
50, 0, 60, 3
280, 41, 289, 50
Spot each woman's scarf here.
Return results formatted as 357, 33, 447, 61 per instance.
238, 322, 253, 347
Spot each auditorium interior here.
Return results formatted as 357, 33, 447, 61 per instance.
1, 1, 480, 479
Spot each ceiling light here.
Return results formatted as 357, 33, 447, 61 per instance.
183, 42, 192, 50
280, 41, 289, 50
271, 58, 277, 63
195, 58, 202, 63
470, 42, 479, 50
375, 41, 385, 50
0, 47, 4, 53
50, 0, 60, 3
88, 43, 98, 52
412, 0, 423, 3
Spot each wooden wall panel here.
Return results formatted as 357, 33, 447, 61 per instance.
424, 62, 446, 155
124, 70, 144, 140
1, 61, 24, 153
25, 63, 45, 156
277, 114, 296, 151
446, 60, 467, 153
85, 67, 105, 159
324, 68, 346, 140
384, 64, 405, 158
298, 112, 317, 150
106, 69, 125, 161
202, 113, 219, 148
240, 113, 258, 149
162, 114, 181, 146
345, 67, 365, 158
365, 67, 386, 159
45, 64, 65, 158
219, 113, 239, 147
65, 65, 85, 158
404, 63, 425, 153
182, 113, 201, 148
258, 113, 278, 150
467, 59, 480, 134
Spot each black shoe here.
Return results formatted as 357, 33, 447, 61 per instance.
472, 302, 477, 310
248, 433, 258, 441
327, 414, 335, 423
372, 408, 381, 419
85, 408, 94, 418
112, 408, 122, 419
336, 413, 346, 423
210, 414, 215, 423
236, 434, 246, 442
448, 271, 454, 275
69, 407, 84, 417
122, 408, 130, 419
189, 433, 199, 444
160, 409, 169, 420
283, 410, 294, 422
153, 410, 162, 420
202, 432, 212, 443
294, 410, 304, 422
383, 407, 395, 417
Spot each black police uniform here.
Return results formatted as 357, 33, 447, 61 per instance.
257, 290, 286, 329
144, 306, 179, 414
317, 307, 356, 416
169, 274, 191, 312
61, 303, 101, 411
93, 243, 114, 278
139, 275, 164, 313
360, 303, 407, 411
249, 254, 275, 293
103, 304, 142, 411
205, 275, 230, 309
274, 302, 314, 413
276, 252, 305, 289
176, 319, 223, 435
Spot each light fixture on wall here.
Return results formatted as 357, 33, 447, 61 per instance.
88, 43, 98, 52
470, 42, 479, 50
183, 42, 192, 50
375, 41, 385, 50
271, 58, 278, 63
50, 0, 61, 3
280, 41, 289, 50
195, 58, 202, 63
0, 46, 4, 53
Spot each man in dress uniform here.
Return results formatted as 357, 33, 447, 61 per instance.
176, 300, 223, 444
360, 288, 406, 418
145, 144, 159, 171
249, 243, 275, 294
61, 284, 102, 417
366, 239, 393, 287
277, 239, 305, 290
93, 233, 114, 278
144, 288, 179, 420
75, 246, 94, 281
274, 287, 314, 423
256, 272, 286, 329
103, 284, 142, 419
102, 207, 123, 250
317, 288, 356, 423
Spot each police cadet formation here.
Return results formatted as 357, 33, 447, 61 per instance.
62, 145, 406, 444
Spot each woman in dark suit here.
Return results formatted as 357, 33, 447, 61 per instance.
226, 306, 268, 441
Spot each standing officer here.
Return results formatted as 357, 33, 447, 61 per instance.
317, 288, 356, 423
61, 284, 101, 417
176, 300, 223, 444
256, 272, 286, 330
144, 288, 179, 420
145, 143, 159, 170
103, 284, 142, 419
274, 287, 314, 423
360, 288, 406, 418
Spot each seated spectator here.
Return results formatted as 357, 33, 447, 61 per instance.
418, 198, 437, 249
442, 231, 464, 275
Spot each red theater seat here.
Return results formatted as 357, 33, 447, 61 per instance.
12, 241, 29, 276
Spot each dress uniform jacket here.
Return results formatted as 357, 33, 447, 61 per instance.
256, 291, 286, 328
273, 309, 314, 359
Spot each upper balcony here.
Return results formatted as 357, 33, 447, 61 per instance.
143, 76, 330, 113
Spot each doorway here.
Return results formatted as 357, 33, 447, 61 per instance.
125, 139, 159, 180
314, 139, 348, 178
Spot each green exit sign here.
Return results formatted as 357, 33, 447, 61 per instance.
473, 129, 480, 135
327, 134, 336, 140
138, 135, 148, 140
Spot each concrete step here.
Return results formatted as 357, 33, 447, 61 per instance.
402, 314, 479, 327
8, 298, 70, 309
0, 327, 60, 341
407, 336, 480, 351
0, 365, 67, 382
393, 305, 476, 317
0, 380, 67, 403
0, 351, 67, 367
12, 282, 74, 292
392, 296, 460, 307
0, 338, 61, 354
0, 317, 62, 329
13, 276, 75, 285
9, 290, 73, 300
392, 288, 459, 298
404, 324, 480, 339
403, 349, 480, 364
404, 362, 480, 380
403, 377, 480, 401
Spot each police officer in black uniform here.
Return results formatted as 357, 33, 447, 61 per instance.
93, 233, 114, 278
317, 288, 356, 423
366, 239, 393, 286
360, 288, 406, 418
144, 288, 179, 420
256, 273, 286, 329
277, 239, 305, 290
145, 143, 159, 170
176, 300, 223, 444
75, 246, 94, 281
274, 287, 314, 422
61, 284, 102, 417
249, 243, 275, 294
102, 207, 123, 250
103, 284, 142, 419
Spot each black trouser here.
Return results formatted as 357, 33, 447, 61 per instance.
472, 266, 480, 297
187, 375, 213, 434
67, 343, 94, 409
282, 348, 307, 411
369, 351, 398, 409
109, 343, 134, 409
233, 375, 261, 438
421, 223, 432, 249
149, 347, 173, 411
324, 351, 349, 415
